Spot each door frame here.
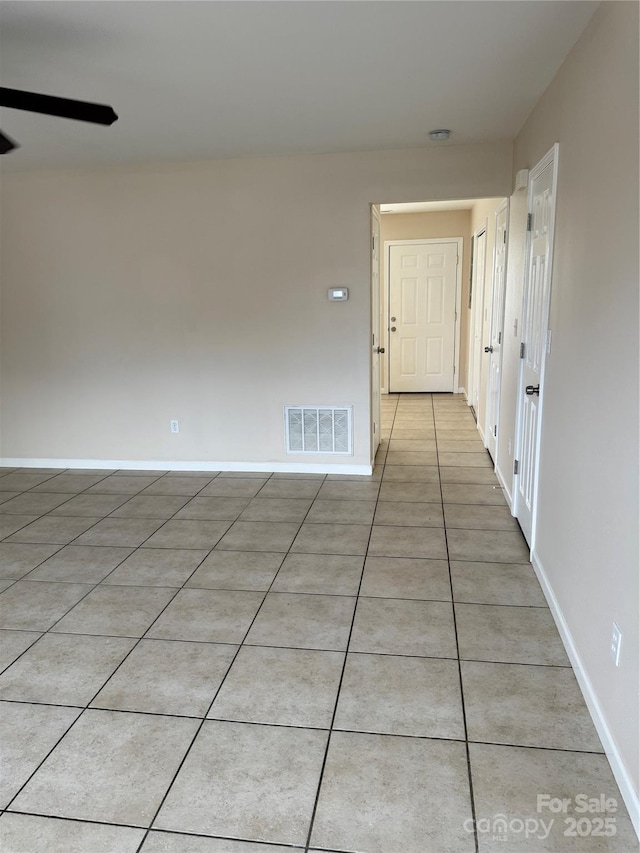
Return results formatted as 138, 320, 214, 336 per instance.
513, 143, 560, 552
467, 223, 487, 415
382, 237, 464, 394
484, 199, 510, 458
370, 204, 382, 465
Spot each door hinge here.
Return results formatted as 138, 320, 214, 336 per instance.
514, 459, 519, 475
494, 425, 497, 437
374, 422, 376, 434
520, 342, 525, 359
453, 364, 456, 373
498, 331, 502, 344
527, 213, 533, 232
503, 230, 507, 244
456, 255, 459, 265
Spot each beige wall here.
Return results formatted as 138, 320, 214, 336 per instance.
380, 209, 472, 392
0, 141, 512, 469
500, 0, 639, 813
469, 198, 506, 432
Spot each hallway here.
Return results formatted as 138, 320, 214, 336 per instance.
0, 394, 635, 852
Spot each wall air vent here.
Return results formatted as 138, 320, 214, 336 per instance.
285, 406, 352, 455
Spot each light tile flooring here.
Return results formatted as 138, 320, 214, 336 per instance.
0, 394, 636, 852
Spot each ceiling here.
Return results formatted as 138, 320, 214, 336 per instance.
0, 1, 598, 171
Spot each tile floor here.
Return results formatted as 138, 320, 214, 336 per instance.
0, 394, 636, 852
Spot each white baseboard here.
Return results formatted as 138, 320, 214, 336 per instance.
0, 458, 374, 476
495, 461, 513, 508
456, 386, 466, 397
531, 548, 640, 839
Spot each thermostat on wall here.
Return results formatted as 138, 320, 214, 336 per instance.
328, 288, 349, 301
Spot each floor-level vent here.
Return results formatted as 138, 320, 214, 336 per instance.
285, 406, 352, 455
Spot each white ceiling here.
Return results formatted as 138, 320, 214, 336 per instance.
0, 1, 598, 171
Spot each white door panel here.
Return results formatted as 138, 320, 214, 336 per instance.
485, 204, 508, 461
468, 230, 486, 413
515, 147, 558, 546
389, 242, 458, 393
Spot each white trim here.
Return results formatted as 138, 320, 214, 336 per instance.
531, 548, 640, 839
477, 414, 486, 444
371, 204, 383, 464
513, 143, 560, 551
494, 459, 513, 507
383, 237, 463, 394
456, 386, 466, 398
0, 458, 373, 475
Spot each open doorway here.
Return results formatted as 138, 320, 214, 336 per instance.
371, 197, 508, 456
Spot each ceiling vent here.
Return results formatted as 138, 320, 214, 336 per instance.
285, 406, 352, 455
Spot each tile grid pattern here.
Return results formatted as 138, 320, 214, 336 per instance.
0, 396, 635, 853
432, 394, 481, 853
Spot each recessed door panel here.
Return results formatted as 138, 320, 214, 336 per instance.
401, 278, 418, 325
426, 277, 445, 325
426, 336, 443, 375
400, 337, 418, 376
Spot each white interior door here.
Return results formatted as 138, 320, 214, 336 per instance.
389, 241, 458, 393
468, 229, 486, 412
515, 146, 558, 546
485, 203, 509, 460
370, 206, 382, 462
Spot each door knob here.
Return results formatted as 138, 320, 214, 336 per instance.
525, 384, 540, 396
391, 316, 397, 322
390, 327, 397, 332
376, 346, 385, 354
484, 346, 493, 353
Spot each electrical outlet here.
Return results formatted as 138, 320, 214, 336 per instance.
610, 622, 622, 666
170, 420, 179, 434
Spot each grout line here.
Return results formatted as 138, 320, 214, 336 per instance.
0, 634, 565, 663
432, 393, 480, 853
302, 391, 398, 853
0, 398, 585, 847
1, 472, 233, 807
0, 469, 165, 551
1, 812, 307, 850
133, 469, 326, 853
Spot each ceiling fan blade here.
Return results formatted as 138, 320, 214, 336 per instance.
0, 87, 118, 126
0, 129, 19, 154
